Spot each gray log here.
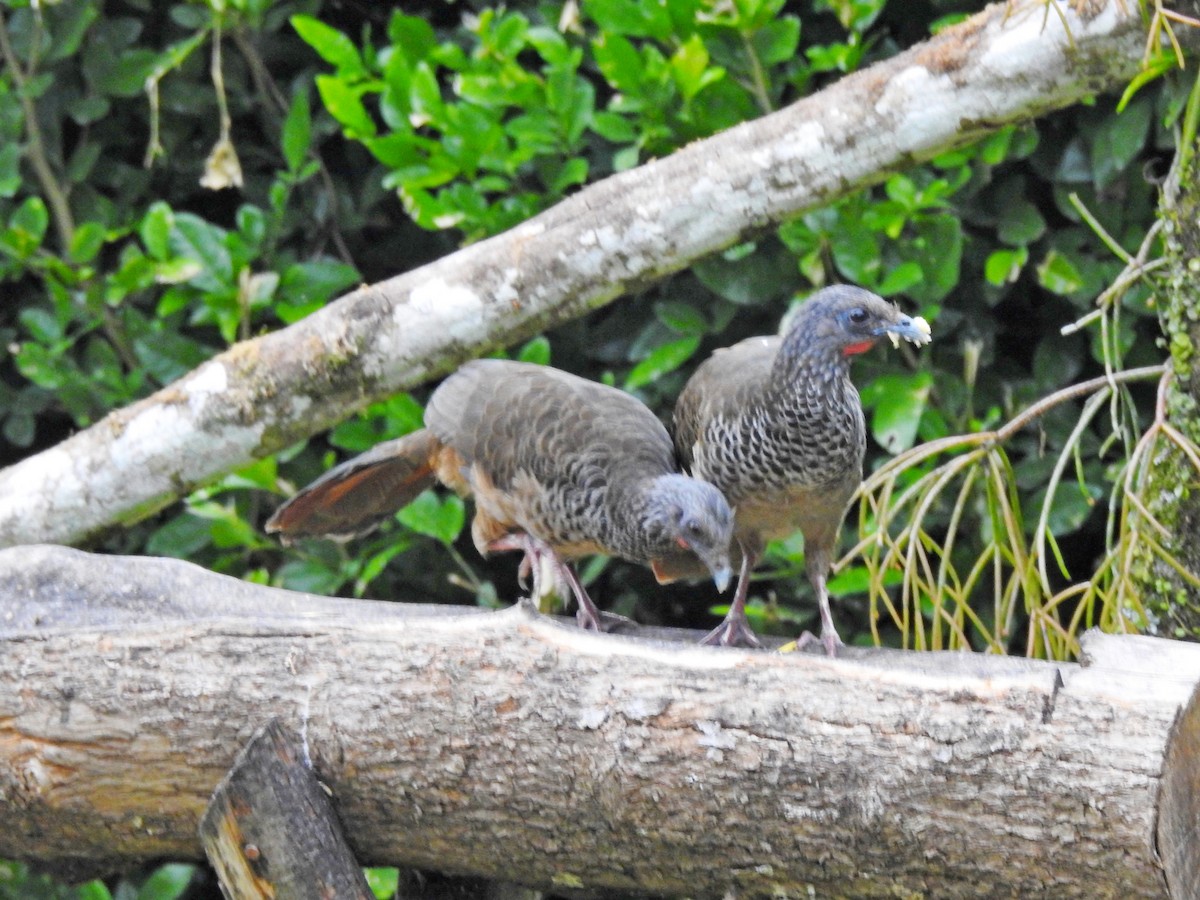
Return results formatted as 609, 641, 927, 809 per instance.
0, 545, 1196, 898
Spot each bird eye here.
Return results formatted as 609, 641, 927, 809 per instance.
848, 308, 870, 324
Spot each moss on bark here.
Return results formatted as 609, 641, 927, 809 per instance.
1138, 145, 1200, 637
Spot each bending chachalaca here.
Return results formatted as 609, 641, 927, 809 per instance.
659, 285, 932, 654
267, 359, 735, 630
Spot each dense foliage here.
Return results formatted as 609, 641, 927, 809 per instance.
0, 0, 1186, 893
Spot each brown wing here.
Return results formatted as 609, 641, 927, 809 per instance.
673, 335, 780, 472
265, 429, 441, 542
426, 359, 676, 547
427, 359, 676, 488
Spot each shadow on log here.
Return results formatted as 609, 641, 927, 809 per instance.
0, 545, 1197, 898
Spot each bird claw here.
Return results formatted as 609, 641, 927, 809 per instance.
700, 615, 762, 649
515, 553, 532, 591
792, 628, 843, 658
576, 607, 637, 633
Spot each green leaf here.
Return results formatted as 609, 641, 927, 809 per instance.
3, 412, 36, 447
1091, 96, 1152, 189
154, 258, 204, 284
277, 557, 349, 595
1117, 51, 1176, 114
20, 307, 63, 343
517, 335, 551, 365
1033, 481, 1102, 537
384, 394, 428, 434
397, 490, 466, 546
66, 98, 105, 132
169, 213, 233, 291
877, 262, 923, 296
591, 111, 636, 142
827, 564, 902, 596
316, 74, 377, 137
237, 204, 267, 249
671, 34, 721, 101
751, 18, 801, 66
388, 13, 436, 65
654, 301, 707, 336
984, 246, 1028, 286
623, 335, 701, 390
147, 512, 214, 558
830, 219, 880, 284
0, 142, 20, 197
587, 0, 673, 39
864, 371, 933, 454
996, 197, 1045, 246
355, 540, 414, 591
593, 33, 644, 95
141, 202, 173, 260
136, 863, 196, 900
135, 330, 211, 384
88, 48, 160, 97
69, 221, 107, 264
280, 259, 360, 305
365, 867, 401, 900
282, 89, 312, 172
291, 15, 365, 73
66, 139, 102, 183
11, 196, 49, 245
1037, 250, 1084, 295
76, 880, 115, 900
907, 214, 962, 303
693, 242, 799, 305
46, 1, 100, 61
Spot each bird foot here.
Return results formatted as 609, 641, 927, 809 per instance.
792, 629, 843, 658
575, 607, 637, 633
700, 615, 762, 649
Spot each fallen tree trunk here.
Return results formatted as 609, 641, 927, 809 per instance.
0, 546, 1196, 897
0, 0, 1195, 548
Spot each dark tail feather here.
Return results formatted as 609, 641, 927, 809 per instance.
266, 429, 441, 542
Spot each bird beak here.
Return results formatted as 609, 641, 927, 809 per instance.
707, 558, 733, 593
880, 314, 933, 349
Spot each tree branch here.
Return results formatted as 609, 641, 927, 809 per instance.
0, 545, 1197, 897
0, 0, 1195, 547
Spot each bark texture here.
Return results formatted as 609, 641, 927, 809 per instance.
1143, 126, 1200, 635
0, 0, 1195, 548
199, 720, 373, 900
1, 546, 1197, 898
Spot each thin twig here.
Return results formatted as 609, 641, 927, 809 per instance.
738, 31, 773, 116
0, 9, 74, 249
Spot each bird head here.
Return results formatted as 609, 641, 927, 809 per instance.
646, 475, 735, 592
782, 285, 932, 361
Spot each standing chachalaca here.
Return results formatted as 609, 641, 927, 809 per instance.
266, 359, 735, 630
659, 285, 932, 654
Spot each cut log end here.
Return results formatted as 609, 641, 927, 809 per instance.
1158, 678, 1200, 897
199, 719, 373, 900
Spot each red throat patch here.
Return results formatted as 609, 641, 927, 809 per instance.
842, 339, 877, 356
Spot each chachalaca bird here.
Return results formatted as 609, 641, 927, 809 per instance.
266, 359, 735, 630
659, 285, 932, 654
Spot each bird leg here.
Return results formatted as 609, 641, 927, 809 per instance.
700, 546, 762, 649
792, 569, 844, 658
486, 533, 629, 631
557, 563, 610, 632
484, 533, 569, 611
